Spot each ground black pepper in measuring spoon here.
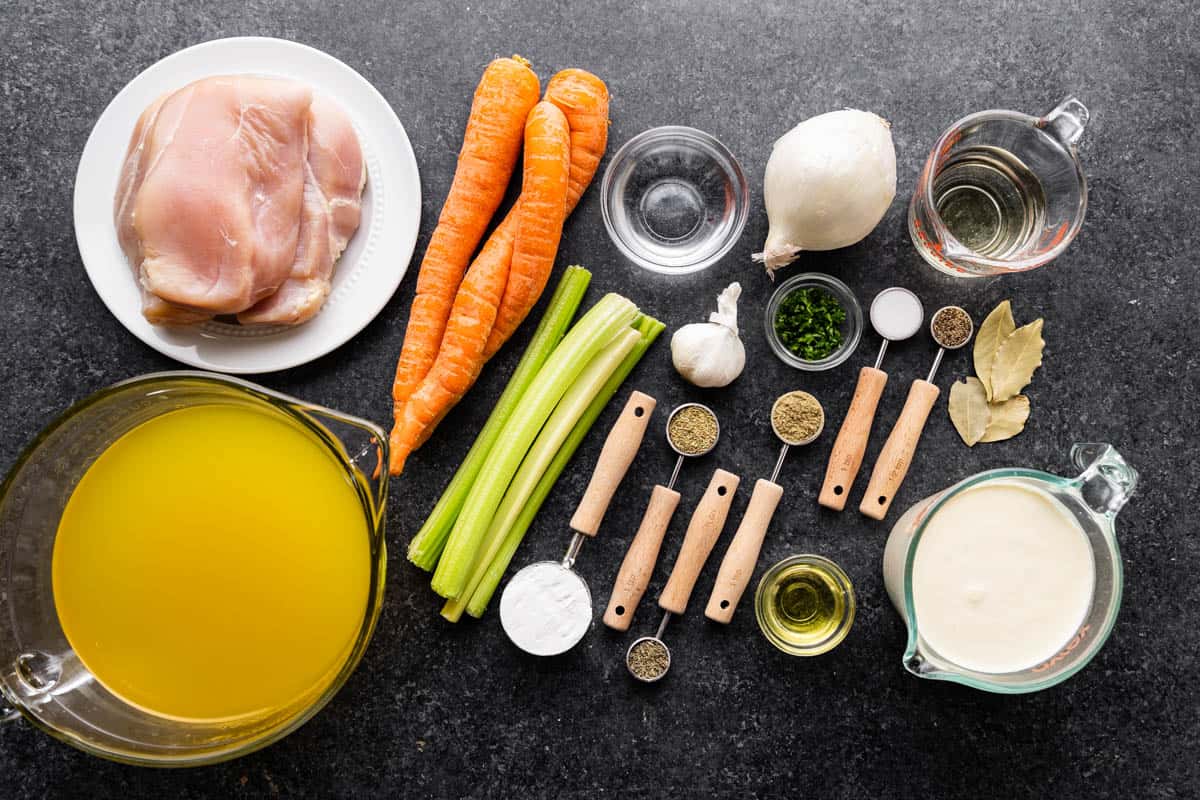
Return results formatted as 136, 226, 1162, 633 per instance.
858, 305, 975, 520
931, 306, 972, 349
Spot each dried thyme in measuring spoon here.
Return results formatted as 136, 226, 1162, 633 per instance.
666, 405, 719, 456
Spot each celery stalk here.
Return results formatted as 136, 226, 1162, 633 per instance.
431, 294, 640, 598
407, 266, 591, 571
460, 314, 665, 618
439, 328, 641, 622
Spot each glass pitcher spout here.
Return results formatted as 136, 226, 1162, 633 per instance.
1070, 442, 1138, 518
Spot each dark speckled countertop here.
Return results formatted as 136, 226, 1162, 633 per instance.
1, 1, 1198, 797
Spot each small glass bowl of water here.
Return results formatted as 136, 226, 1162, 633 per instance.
601, 126, 749, 275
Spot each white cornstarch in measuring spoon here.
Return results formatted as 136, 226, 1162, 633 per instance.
499, 562, 592, 656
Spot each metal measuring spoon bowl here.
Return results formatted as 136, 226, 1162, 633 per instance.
665, 402, 720, 457
770, 391, 826, 447
929, 305, 975, 350
625, 635, 672, 683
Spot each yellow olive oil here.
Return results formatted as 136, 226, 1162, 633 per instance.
757, 557, 855, 655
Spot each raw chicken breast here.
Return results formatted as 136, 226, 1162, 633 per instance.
239, 95, 366, 325
114, 90, 213, 324
115, 76, 312, 317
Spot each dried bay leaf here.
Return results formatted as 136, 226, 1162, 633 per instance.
973, 300, 1015, 401
990, 318, 1044, 402
980, 395, 1031, 442
949, 377, 989, 446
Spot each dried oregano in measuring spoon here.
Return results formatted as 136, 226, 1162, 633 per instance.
667, 405, 719, 455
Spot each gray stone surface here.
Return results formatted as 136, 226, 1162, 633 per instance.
1, 0, 1197, 796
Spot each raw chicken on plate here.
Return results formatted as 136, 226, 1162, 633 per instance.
113, 75, 366, 326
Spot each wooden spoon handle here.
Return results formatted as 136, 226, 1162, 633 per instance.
570, 391, 656, 536
819, 366, 888, 510
704, 478, 784, 624
602, 485, 681, 631
660, 469, 741, 616
860, 379, 940, 520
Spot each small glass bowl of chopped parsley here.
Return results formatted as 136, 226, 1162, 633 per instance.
764, 273, 862, 370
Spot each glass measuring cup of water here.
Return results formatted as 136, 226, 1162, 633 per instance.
909, 97, 1089, 277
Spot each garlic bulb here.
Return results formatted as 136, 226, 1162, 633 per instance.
671, 283, 745, 388
753, 109, 897, 277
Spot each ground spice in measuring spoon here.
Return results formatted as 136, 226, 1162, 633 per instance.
771, 391, 824, 444
667, 405, 719, 455
931, 306, 972, 348
627, 637, 670, 681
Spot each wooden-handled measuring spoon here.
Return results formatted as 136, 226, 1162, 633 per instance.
499, 391, 656, 656
705, 392, 824, 623
818, 288, 924, 510
625, 468, 741, 682
860, 306, 973, 520
603, 403, 719, 631
569, 391, 658, 535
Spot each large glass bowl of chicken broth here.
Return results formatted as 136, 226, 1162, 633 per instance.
0, 372, 387, 765
882, 443, 1135, 693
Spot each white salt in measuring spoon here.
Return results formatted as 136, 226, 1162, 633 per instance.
704, 391, 824, 623
818, 288, 924, 511
499, 392, 656, 656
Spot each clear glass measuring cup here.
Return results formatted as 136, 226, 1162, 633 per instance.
909, 96, 1089, 277
882, 443, 1135, 693
0, 372, 388, 765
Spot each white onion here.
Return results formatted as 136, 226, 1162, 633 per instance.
753, 109, 897, 277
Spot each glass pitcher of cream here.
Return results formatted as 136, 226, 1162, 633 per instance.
882, 443, 1135, 693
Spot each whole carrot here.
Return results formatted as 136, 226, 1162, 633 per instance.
389, 70, 609, 469
389, 102, 571, 474
483, 69, 609, 358
391, 57, 539, 416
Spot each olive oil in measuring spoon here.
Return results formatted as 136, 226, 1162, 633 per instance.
756, 555, 855, 656
933, 145, 1047, 259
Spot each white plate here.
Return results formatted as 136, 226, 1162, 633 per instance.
73, 37, 421, 373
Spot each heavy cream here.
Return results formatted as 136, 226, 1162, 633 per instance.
901, 481, 1095, 674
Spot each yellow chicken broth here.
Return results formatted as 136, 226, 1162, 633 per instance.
52, 403, 370, 721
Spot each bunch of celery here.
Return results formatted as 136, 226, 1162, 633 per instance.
406, 266, 664, 619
